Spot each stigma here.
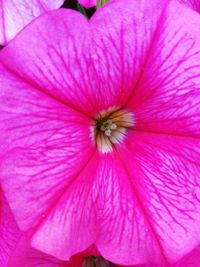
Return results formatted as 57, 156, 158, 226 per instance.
91, 107, 135, 153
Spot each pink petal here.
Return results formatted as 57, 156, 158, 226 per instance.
0, 63, 96, 259
117, 132, 200, 265
88, 152, 168, 265
0, 0, 64, 45
7, 237, 80, 267
0, 9, 100, 116
129, 1, 200, 138
90, 0, 169, 111
0, 190, 21, 267
78, 0, 96, 8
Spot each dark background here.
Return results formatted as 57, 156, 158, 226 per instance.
61, 0, 95, 17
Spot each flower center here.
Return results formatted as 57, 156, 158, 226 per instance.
91, 107, 135, 153
83, 256, 112, 267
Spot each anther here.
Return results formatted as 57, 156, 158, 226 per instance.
91, 107, 135, 153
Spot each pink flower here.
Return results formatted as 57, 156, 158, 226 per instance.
78, 0, 96, 8
0, 189, 21, 267
0, 0, 200, 265
0, 0, 64, 45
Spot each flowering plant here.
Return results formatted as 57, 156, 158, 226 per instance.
0, 0, 200, 266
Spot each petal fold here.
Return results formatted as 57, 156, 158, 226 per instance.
0, 190, 20, 267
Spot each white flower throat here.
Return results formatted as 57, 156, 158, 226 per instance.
91, 107, 135, 153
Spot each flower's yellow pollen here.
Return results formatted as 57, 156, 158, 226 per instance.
91, 107, 135, 153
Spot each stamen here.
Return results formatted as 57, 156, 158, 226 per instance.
91, 107, 135, 153
105, 129, 112, 136
110, 123, 117, 130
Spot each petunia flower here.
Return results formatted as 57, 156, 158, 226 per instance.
0, 189, 21, 267
180, 0, 200, 12
0, 0, 64, 45
0, 0, 200, 266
